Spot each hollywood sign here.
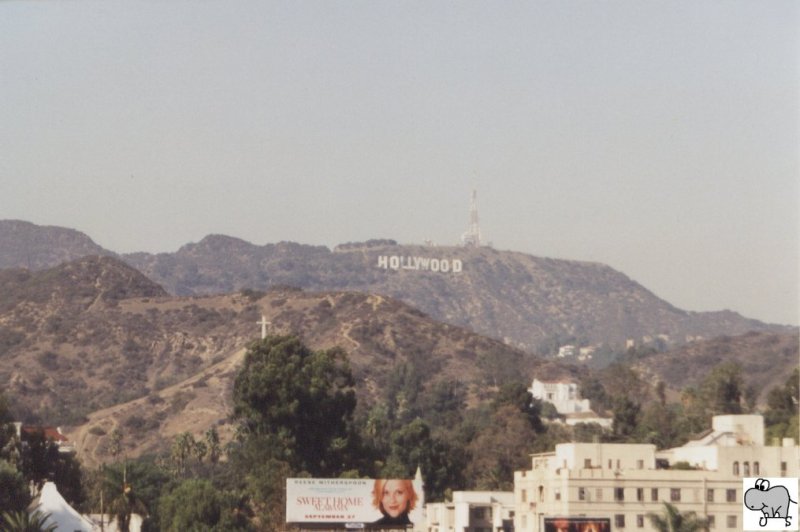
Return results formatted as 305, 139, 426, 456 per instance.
377, 255, 463, 273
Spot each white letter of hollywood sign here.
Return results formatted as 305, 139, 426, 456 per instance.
376, 255, 463, 273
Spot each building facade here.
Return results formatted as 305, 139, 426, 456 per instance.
514, 415, 799, 531
426, 491, 515, 532
529, 379, 590, 415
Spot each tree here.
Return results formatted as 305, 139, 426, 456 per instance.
700, 362, 745, 415
18, 430, 83, 506
381, 418, 466, 500
96, 461, 166, 532
158, 479, 252, 532
638, 402, 687, 449
465, 405, 537, 490
765, 368, 799, 442
84, 460, 168, 532
0, 460, 29, 513
647, 502, 708, 532
232, 335, 358, 475
579, 375, 609, 412
0, 392, 14, 455
0, 510, 57, 532
492, 382, 544, 432
169, 432, 195, 478
420, 379, 466, 430
682, 363, 747, 432
611, 395, 641, 441
205, 428, 221, 465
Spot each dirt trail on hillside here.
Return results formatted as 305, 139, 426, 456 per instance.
65, 347, 247, 468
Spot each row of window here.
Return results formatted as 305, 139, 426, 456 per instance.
732, 461, 760, 476
614, 514, 737, 528
583, 458, 646, 470
608, 487, 737, 503
523, 485, 746, 504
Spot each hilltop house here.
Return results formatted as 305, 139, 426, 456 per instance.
528, 379, 611, 428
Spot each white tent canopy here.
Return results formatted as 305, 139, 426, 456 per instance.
35, 481, 95, 532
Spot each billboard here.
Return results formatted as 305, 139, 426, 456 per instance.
286, 478, 424, 526
543, 517, 611, 532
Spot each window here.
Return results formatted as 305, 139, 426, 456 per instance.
554, 488, 561, 501
636, 488, 644, 502
726, 489, 736, 503
596, 488, 603, 501
636, 515, 644, 528
615, 488, 625, 502
744, 461, 750, 476
782, 461, 788, 475
707, 488, 714, 502
617, 459, 621, 469
578, 487, 587, 501
609, 459, 613, 469
726, 515, 737, 528
707, 515, 715, 528
472, 508, 486, 520
584, 458, 592, 469
733, 461, 739, 475
637, 459, 644, 469
670, 489, 681, 502
615, 515, 626, 528
651, 488, 658, 501
754, 462, 760, 475
521, 489, 526, 503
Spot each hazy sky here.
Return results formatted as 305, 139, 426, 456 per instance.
1, 1, 797, 326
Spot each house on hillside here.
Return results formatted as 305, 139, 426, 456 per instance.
14, 422, 75, 454
528, 379, 612, 428
529, 379, 588, 414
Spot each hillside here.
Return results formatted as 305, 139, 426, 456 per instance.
633, 330, 800, 403
1, 221, 793, 352
0, 256, 569, 466
0, 220, 113, 270
124, 237, 789, 351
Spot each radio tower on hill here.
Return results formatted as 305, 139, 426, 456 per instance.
460, 190, 482, 247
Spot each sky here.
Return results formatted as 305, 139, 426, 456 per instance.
1, 1, 797, 326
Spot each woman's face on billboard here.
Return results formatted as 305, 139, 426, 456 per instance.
381, 479, 410, 517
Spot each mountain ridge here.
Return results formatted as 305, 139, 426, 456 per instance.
0, 221, 792, 353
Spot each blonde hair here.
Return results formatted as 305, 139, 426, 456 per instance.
372, 478, 418, 513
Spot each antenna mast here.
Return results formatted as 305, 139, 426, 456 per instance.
461, 189, 482, 247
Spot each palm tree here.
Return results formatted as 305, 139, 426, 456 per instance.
0, 510, 57, 532
647, 502, 709, 532
102, 464, 148, 532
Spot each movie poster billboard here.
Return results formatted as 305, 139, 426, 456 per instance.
286, 478, 424, 526
543, 517, 611, 532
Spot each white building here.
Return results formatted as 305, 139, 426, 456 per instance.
557, 346, 577, 358
513, 414, 799, 531
426, 491, 515, 532
529, 379, 590, 415
529, 379, 612, 428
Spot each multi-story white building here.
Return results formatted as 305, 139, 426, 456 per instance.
529, 379, 612, 428
514, 415, 799, 531
529, 379, 590, 415
426, 491, 515, 532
